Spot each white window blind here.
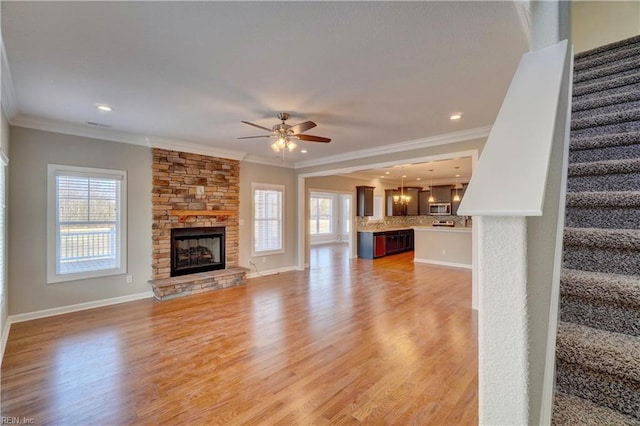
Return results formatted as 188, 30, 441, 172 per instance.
47, 165, 127, 283
253, 183, 284, 255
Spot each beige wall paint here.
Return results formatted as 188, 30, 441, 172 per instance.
1, 108, 9, 342
572, 1, 640, 53
8, 126, 152, 315
239, 161, 297, 273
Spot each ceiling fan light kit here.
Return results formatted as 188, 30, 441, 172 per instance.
239, 112, 331, 156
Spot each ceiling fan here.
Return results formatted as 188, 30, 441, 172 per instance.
239, 112, 331, 153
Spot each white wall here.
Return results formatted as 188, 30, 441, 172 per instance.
572, 1, 640, 53
8, 126, 152, 315
238, 161, 297, 274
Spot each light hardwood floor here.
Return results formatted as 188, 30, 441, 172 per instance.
1, 247, 477, 425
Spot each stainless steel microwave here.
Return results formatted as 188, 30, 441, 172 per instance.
429, 203, 451, 215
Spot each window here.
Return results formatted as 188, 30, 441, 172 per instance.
253, 183, 284, 255
47, 165, 127, 283
309, 193, 334, 235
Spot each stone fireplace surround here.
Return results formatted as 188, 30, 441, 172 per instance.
148, 148, 248, 300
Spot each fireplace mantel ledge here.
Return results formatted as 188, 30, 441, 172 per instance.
170, 210, 236, 217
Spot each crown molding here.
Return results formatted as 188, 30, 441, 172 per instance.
293, 126, 491, 169
10, 114, 249, 161
241, 153, 295, 168
11, 115, 149, 146
514, 1, 533, 49
1, 37, 18, 121
147, 136, 247, 161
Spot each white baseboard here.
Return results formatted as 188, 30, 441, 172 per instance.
7, 291, 154, 325
413, 258, 472, 270
246, 266, 298, 279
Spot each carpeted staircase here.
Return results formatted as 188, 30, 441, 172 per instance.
553, 35, 640, 425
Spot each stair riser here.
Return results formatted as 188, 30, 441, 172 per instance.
572, 100, 640, 123
574, 68, 640, 96
571, 132, 640, 151
560, 297, 640, 337
573, 74, 640, 98
568, 173, 640, 192
575, 43, 640, 71
569, 144, 640, 163
575, 57, 640, 84
571, 121, 640, 139
574, 83, 640, 112
573, 90, 640, 114
565, 207, 640, 230
556, 362, 640, 420
563, 247, 640, 276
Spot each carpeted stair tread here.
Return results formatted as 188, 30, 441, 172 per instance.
569, 143, 640, 163
570, 132, 640, 151
575, 41, 640, 72
561, 269, 640, 309
574, 55, 640, 84
564, 227, 640, 250
553, 392, 640, 426
575, 34, 640, 63
573, 89, 640, 113
568, 158, 640, 177
556, 322, 640, 383
572, 108, 640, 131
572, 100, 640, 123
566, 191, 640, 207
573, 73, 640, 98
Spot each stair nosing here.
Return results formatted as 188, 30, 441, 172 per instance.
561, 268, 640, 309
568, 158, 640, 177
564, 227, 640, 250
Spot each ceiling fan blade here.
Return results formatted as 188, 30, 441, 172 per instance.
237, 135, 272, 139
288, 121, 316, 134
295, 134, 331, 143
241, 121, 272, 132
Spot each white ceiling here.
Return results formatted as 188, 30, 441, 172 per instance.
1, 1, 528, 166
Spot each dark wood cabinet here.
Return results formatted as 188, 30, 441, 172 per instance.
451, 184, 468, 216
357, 229, 414, 259
385, 189, 406, 216
418, 190, 431, 215
430, 185, 453, 203
356, 186, 375, 217
385, 187, 421, 216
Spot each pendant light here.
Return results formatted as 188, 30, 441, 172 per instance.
428, 169, 435, 203
453, 167, 461, 202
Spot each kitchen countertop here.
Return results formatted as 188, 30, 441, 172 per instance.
356, 227, 413, 233
413, 226, 472, 233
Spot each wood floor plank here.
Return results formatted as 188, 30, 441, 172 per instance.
1, 245, 477, 425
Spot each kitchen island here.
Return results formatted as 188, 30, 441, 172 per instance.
413, 226, 472, 269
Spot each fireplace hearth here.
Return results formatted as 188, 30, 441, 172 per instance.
171, 227, 225, 277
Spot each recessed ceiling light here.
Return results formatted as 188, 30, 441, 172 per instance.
450, 113, 463, 120
416, 177, 421, 181
301, 149, 308, 154
385, 171, 390, 175
380, 176, 385, 178
97, 105, 113, 112
402, 175, 407, 178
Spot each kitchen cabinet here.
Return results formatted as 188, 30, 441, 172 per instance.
418, 190, 431, 215
429, 185, 453, 203
385, 188, 421, 216
451, 184, 468, 216
357, 229, 414, 259
385, 189, 406, 216
356, 186, 375, 217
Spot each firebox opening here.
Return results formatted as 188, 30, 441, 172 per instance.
171, 227, 225, 277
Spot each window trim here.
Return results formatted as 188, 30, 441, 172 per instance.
47, 164, 127, 284
252, 182, 285, 257
309, 192, 335, 236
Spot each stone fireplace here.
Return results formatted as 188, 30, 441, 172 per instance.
148, 149, 247, 300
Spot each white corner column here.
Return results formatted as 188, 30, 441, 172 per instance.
477, 216, 529, 424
